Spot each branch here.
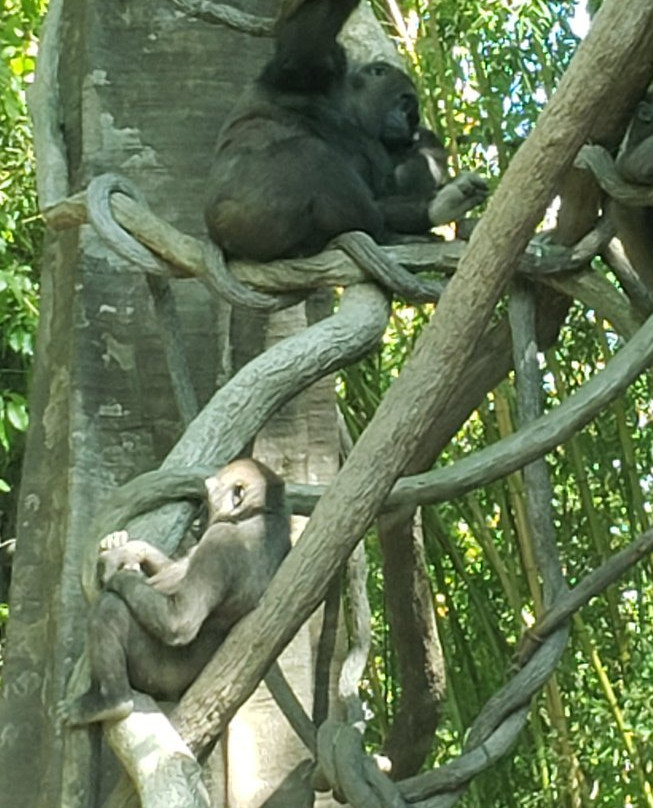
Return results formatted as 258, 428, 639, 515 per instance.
575, 144, 653, 205
169, 0, 274, 36
338, 543, 372, 729
26, 0, 68, 208
517, 528, 653, 664
603, 239, 653, 314
400, 528, 653, 804
104, 693, 210, 808
43, 185, 611, 304
545, 269, 645, 338
91, 305, 653, 566
379, 510, 444, 780
333, 232, 445, 302
85, 173, 300, 311
287, 308, 653, 514
264, 662, 318, 755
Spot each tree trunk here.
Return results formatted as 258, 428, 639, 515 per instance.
0, 1, 311, 805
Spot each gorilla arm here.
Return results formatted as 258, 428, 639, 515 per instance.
376, 172, 488, 234
104, 530, 231, 647
261, 0, 360, 93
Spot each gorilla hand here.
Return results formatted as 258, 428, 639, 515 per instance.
97, 531, 170, 586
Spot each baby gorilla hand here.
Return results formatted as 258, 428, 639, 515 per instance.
428, 172, 488, 226
97, 531, 147, 587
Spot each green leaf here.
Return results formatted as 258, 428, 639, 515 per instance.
6, 395, 28, 431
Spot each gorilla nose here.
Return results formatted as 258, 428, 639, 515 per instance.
400, 93, 418, 113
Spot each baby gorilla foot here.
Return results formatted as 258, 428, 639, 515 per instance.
99, 529, 130, 552
428, 172, 489, 226
60, 689, 134, 726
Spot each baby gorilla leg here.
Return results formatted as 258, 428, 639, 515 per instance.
63, 592, 134, 725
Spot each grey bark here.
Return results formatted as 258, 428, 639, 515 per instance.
0, 1, 277, 805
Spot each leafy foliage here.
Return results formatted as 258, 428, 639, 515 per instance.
0, 0, 44, 666
0, 0, 43, 508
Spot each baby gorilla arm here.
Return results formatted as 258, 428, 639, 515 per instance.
106, 568, 214, 646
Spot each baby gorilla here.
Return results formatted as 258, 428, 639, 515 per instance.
63, 458, 290, 725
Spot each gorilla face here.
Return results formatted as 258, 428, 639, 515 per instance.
347, 61, 420, 149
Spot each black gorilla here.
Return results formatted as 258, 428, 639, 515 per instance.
205, 0, 486, 262
62, 459, 290, 725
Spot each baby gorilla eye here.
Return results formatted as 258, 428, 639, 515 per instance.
232, 483, 245, 508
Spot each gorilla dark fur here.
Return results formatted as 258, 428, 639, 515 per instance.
63, 458, 290, 725
205, 0, 486, 262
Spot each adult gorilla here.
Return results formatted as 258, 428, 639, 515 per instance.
205, 0, 486, 263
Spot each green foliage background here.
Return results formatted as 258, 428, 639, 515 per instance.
0, 0, 45, 679
0, 0, 43, 506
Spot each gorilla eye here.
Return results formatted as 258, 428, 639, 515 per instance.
232, 484, 245, 508
367, 63, 388, 77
